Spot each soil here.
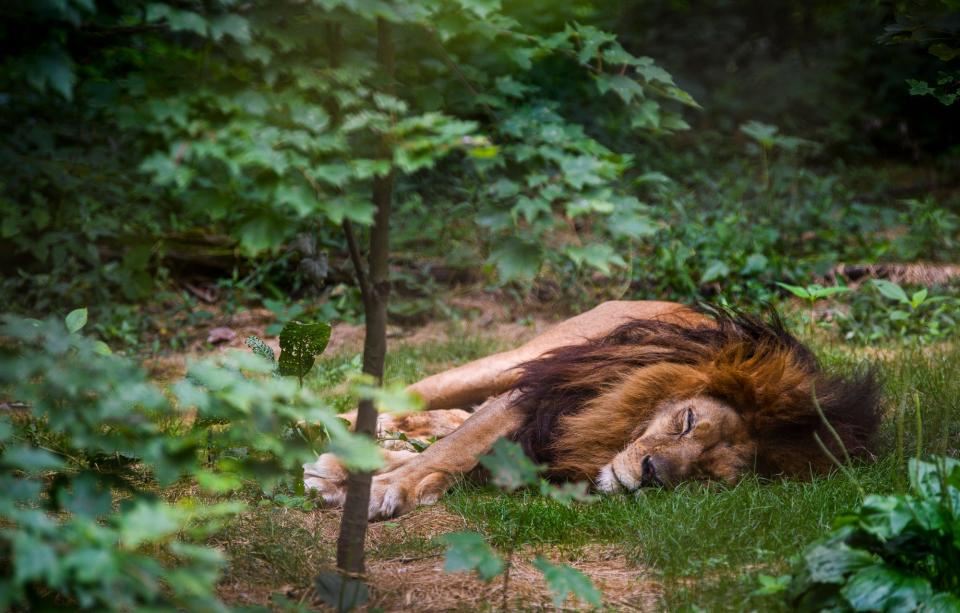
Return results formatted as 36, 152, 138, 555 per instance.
224, 506, 661, 612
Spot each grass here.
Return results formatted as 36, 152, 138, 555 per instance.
445, 460, 899, 610
213, 328, 960, 610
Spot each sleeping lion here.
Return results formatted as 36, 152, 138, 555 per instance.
304, 300, 881, 519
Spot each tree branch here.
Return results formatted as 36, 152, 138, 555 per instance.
342, 219, 371, 306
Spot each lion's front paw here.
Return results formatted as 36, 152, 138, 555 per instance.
367, 470, 451, 520
303, 453, 349, 506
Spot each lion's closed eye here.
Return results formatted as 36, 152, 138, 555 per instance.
680, 408, 696, 436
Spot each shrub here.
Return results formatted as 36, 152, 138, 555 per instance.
786, 457, 960, 611
0, 314, 378, 610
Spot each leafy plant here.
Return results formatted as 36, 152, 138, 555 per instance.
0, 313, 379, 610
837, 281, 960, 344
277, 321, 332, 386
442, 438, 600, 610
245, 335, 277, 367
739, 121, 818, 189
777, 282, 852, 333
785, 457, 960, 611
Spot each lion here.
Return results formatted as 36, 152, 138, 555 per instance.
304, 300, 881, 519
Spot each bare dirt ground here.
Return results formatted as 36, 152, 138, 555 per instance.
218, 506, 660, 612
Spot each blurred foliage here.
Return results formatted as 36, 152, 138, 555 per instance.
785, 457, 960, 611
837, 279, 960, 344
0, 313, 380, 610
1, 0, 695, 316
0, 0, 957, 338
608, 0, 960, 154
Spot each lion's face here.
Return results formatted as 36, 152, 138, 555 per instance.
595, 395, 756, 492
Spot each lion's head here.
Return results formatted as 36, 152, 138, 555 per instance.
509, 308, 882, 491
595, 395, 755, 491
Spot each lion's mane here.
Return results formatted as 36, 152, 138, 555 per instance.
508, 308, 882, 481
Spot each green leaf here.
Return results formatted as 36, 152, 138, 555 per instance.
541, 480, 597, 505
741, 253, 769, 275
327, 435, 385, 472
533, 557, 602, 608
478, 438, 542, 492
776, 282, 811, 299
752, 573, 791, 596
3, 446, 65, 473
929, 43, 960, 61
277, 321, 331, 382
565, 198, 615, 218
92, 341, 112, 356
26, 46, 75, 100
12, 533, 60, 584
807, 285, 851, 299
488, 239, 542, 282
907, 79, 936, 97
560, 156, 606, 190
65, 307, 88, 333
608, 211, 658, 239
872, 279, 910, 304
803, 544, 876, 584
910, 288, 928, 308
245, 336, 276, 365
162, 7, 208, 36
442, 532, 504, 581
565, 244, 626, 275
58, 474, 112, 518
889, 309, 910, 321
119, 501, 181, 548
840, 566, 932, 612
324, 196, 376, 226
209, 14, 250, 43
701, 260, 730, 283
928, 593, 960, 612
513, 197, 552, 223
595, 74, 645, 104
62, 548, 118, 584
636, 62, 676, 85
857, 494, 915, 540
353, 381, 425, 414
740, 121, 779, 148
275, 184, 317, 217
908, 457, 960, 499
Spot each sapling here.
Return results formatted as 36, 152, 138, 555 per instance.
776, 282, 851, 336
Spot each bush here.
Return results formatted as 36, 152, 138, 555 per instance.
786, 457, 960, 611
0, 314, 378, 610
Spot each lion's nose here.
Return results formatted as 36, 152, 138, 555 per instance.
640, 455, 661, 486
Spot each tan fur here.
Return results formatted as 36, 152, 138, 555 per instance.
406, 301, 707, 410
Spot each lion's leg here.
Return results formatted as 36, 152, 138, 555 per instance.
367, 391, 522, 519
304, 409, 470, 504
335, 408, 472, 445
407, 300, 703, 411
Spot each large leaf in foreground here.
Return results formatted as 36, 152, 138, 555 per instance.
277, 321, 331, 383
479, 438, 542, 492
533, 557, 602, 608
442, 532, 504, 581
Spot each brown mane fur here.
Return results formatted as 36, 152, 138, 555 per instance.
508, 308, 882, 482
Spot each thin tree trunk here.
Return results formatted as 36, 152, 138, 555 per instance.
335, 17, 395, 576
